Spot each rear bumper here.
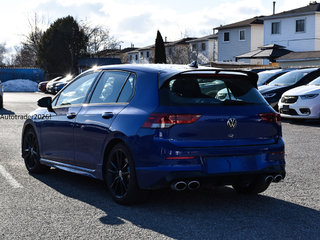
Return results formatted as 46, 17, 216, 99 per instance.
134, 138, 285, 189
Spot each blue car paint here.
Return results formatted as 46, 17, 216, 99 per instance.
22, 64, 285, 189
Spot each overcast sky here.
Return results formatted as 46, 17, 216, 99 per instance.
0, 0, 314, 56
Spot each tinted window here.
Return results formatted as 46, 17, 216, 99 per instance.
159, 74, 266, 106
90, 71, 130, 104
118, 74, 135, 102
268, 70, 313, 86
55, 72, 98, 106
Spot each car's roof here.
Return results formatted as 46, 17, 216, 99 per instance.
81, 64, 258, 88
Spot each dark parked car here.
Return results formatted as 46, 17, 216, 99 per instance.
0, 80, 3, 109
258, 68, 320, 109
257, 69, 292, 87
46, 75, 72, 94
22, 64, 285, 205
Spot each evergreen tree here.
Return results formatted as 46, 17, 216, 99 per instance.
37, 16, 87, 75
154, 30, 166, 64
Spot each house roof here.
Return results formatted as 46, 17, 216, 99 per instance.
165, 37, 197, 46
236, 44, 291, 61
186, 34, 218, 43
276, 51, 320, 61
215, 17, 264, 30
262, 2, 320, 20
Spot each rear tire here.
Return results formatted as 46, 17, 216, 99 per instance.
104, 143, 147, 205
22, 128, 50, 173
232, 175, 271, 194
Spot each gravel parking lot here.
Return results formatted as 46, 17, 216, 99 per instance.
0, 92, 319, 240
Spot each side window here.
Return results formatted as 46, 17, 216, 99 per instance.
118, 74, 135, 102
56, 72, 98, 106
90, 71, 131, 104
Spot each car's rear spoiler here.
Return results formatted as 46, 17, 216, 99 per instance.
158, 69, 258, 89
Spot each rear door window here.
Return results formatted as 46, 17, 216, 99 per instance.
159, 74, 267, 106
90, 71, 134, 104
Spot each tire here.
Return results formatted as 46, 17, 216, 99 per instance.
104, 143, 147, 205
0, 95, 3, 109
22, 128, 50, 173
232, 175, 271, 194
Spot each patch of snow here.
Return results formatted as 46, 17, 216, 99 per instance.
2, 79, 38, 92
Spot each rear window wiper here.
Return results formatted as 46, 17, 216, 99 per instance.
222, 99, 253, 105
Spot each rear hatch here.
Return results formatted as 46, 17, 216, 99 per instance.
149, 71, 281, 148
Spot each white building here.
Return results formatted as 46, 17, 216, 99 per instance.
187, 34, 218, 64
215, 17, 264, 64
262, 2, 320, 52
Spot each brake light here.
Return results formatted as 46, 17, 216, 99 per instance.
259, 113, 281, 122
142, 113, 201, 128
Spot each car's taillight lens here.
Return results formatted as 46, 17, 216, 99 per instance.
259, 113, 281, 122
142, 113, 202, 128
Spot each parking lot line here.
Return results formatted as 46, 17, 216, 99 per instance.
0, 164, 23, 188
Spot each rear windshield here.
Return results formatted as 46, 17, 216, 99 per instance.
159, 74, 267, 106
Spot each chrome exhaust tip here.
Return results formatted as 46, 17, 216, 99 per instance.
273, 174, 282, 183
188, 180, 200, 190
265, 175, 274, 184
171, 181, 187, 191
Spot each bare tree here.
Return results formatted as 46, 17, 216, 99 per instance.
14, 13, 48, 67
81, 21, 121, 55
166, 45, 191, 64
0, 43, 7, 66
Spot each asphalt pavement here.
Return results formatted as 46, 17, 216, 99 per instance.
0, 92, 319, 240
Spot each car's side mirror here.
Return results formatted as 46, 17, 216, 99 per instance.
37, 97, 54, 113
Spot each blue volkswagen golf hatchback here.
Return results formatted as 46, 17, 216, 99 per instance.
22, 64, 285, 204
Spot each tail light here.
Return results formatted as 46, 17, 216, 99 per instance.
259, 113, 281, 122
142, 113, 201, 128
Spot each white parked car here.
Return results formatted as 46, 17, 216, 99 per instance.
0, 80, 3, 109
279, 77, 320, 119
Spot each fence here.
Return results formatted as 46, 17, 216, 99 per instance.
0, 68, 45, 83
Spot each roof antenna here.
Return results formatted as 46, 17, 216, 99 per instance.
189, 60, 198, 68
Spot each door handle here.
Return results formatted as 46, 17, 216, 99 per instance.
66, 112, 77, 119
102, 112, 114, 119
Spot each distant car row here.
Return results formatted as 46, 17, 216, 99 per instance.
38, 75, 73, 94
258, 68, 320, 119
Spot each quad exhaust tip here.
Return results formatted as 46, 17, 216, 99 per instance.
171, 180, 200, 191
273, 174, 283, 183
188, 180, 200, 190
265, 175, 273, 184
171, 181, 187, 191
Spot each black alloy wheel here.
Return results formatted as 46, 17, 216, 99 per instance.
22, 128, 49, 173
104, 143, 146, 205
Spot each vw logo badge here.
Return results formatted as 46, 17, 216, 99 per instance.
227, 118, 237, 129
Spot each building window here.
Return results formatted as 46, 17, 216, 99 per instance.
296, 19, 305, 32
135, 55, 138, 60
192, 44, 197, 51
130, 55, 132, 61
168, 47, 172, 55
147, 51, 150, 58
239, 30, 245, 40
223, 32, 230, 42
201, 43, 206, 51
140, 52, 144, 58
271, 22, 280, 34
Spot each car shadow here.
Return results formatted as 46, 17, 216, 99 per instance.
31, 169, 320, 239
0, 108, 15, 115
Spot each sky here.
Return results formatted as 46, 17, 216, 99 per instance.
0, 0, 315, 58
